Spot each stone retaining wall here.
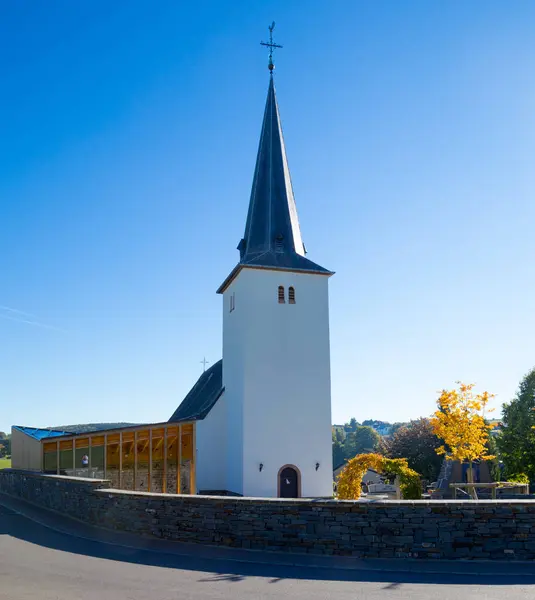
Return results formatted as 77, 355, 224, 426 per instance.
3, 469, 535, 560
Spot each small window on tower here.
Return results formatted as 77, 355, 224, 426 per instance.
278, 286, 285, 304
289, 286, 296, 304
229, 293, 235, 312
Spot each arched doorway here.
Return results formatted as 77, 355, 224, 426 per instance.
278, 465, 300, 498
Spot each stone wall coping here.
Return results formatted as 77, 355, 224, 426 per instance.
6, 471, 535, 507
95, 489, 343, 502
94, 487, 535, 506
4, 469, 110, 485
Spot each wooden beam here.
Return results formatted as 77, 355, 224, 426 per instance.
119, 431, 123, 489
56, 440, 59, 475
104, 434, 108, 480
177, 425, 182, 494
163, 427, 168, 494
134, 431, 138, 491
72, 439, 76, 474
88, 436, 92, 478
45, 420, 195, 444
191, 423, 196, 495
148, 428, 152, 493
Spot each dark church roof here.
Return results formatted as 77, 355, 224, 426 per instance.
217, 75, 332, 293
51, 423, 137, 434
168, 359, 224, 422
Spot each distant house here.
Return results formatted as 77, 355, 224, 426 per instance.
334, 421, 394, 438
487, 420, 503, 437
371, 424, 391, 437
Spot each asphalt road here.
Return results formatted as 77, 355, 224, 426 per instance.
1, 499, 535, 600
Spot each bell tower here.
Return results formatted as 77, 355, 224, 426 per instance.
216, 25, 334, 498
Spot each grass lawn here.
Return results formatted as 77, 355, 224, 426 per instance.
0, 458, 11, 469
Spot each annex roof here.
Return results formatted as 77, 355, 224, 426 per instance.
13, 426, 70, 441
168, 359, 224, 422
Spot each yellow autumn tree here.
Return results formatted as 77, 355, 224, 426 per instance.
336, 453, 421, 500
430, 382, 495, 499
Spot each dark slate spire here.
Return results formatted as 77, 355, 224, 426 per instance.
217, 76, 330, 293
217, 67, 332, 293
239, 76, 302, 259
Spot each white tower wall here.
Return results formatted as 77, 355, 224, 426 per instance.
222, 267, 333, 498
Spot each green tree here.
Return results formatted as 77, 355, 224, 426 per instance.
485, 432, 501, 482
332, 440, 345, 468
344, 425, 381, 458
0, 438, 9, 458
390, 422, 408, 435
332, 430, 345, 467
344, 417, 359, 433
333, 428, 345, 443
497, 367, 535, 480
382, 418, 443, 482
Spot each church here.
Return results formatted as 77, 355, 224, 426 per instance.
12, 45, 334, 499
171, 68, 334, 498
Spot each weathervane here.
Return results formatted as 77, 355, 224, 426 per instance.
260, 22, 282, 73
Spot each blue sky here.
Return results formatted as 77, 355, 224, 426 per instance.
2, 1, 535, 433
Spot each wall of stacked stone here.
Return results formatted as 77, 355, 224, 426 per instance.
56, 465, 186, 494
3, 469, 535, 560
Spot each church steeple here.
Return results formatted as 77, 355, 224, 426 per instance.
212, 26, 334, 499
218, 48, 330, 293
218, 28, 331, 293
239, 75, 309, 262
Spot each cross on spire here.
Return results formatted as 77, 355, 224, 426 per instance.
260, 21, 282, 73
200, 357, 209, 372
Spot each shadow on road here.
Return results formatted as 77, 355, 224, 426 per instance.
1, 503, 535, 586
